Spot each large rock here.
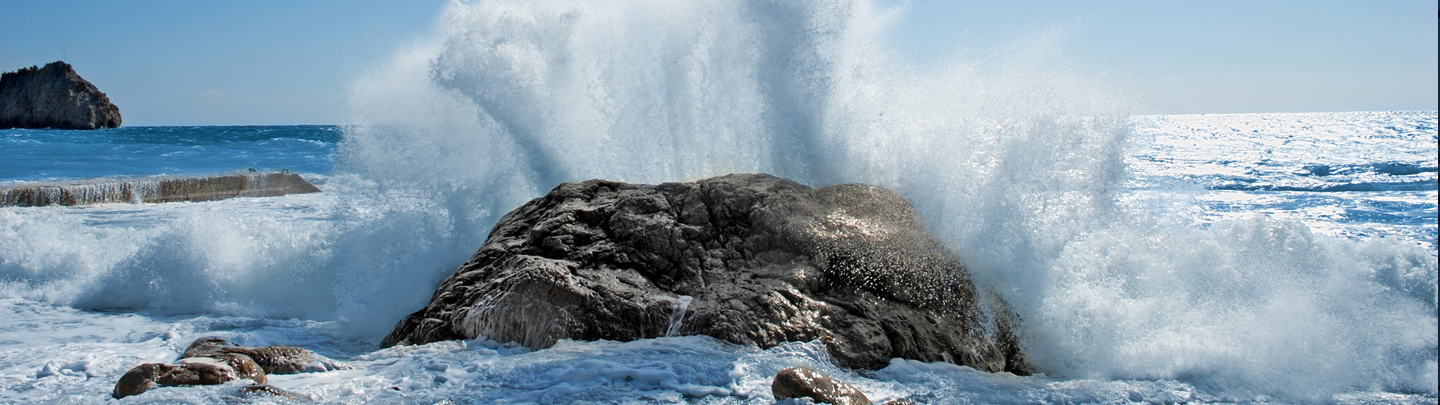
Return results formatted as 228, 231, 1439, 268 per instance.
383, 174, 1031, 373
0, 61, 122, 130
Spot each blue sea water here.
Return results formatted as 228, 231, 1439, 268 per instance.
2, 1, 1437, 404
0, 126, 340, 183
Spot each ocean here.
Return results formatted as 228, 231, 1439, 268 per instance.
2, 1, 1436, 403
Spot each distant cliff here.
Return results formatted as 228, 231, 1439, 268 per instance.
0, 61, 122, 130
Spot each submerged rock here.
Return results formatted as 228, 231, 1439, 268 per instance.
0, 61, 121, 130
772, 367, 871, 405
239, 384, 304, 400
180, 337, 349, 375
113, 360, 259, 399
383, 173, 1031, 373
113, 337, 347, 399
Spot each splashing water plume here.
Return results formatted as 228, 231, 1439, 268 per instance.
336, 0, 1438, 400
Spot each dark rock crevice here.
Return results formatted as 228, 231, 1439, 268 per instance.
383, 173, 1032, 374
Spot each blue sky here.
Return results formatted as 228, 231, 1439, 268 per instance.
2, 0, 1435, 125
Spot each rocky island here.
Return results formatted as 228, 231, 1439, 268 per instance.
0, 61, 122, 130
383, 173, 1032, 374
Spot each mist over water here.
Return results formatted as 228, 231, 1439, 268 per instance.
334, 0, 1438, 399
0, 0, 1432, 402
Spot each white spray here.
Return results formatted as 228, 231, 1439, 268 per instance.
337, 0, 1435, 399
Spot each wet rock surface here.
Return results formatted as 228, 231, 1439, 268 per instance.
0, 61, 121, 130
772, 367, 871, 405
383, 173, 1031, 373
239, 384, 304, 400
112, 337, 347, 399
180, 337, 348, 375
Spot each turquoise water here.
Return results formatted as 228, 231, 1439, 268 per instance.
0, 125, 338, 183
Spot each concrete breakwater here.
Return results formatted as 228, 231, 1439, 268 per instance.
0, 172, 320, 207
